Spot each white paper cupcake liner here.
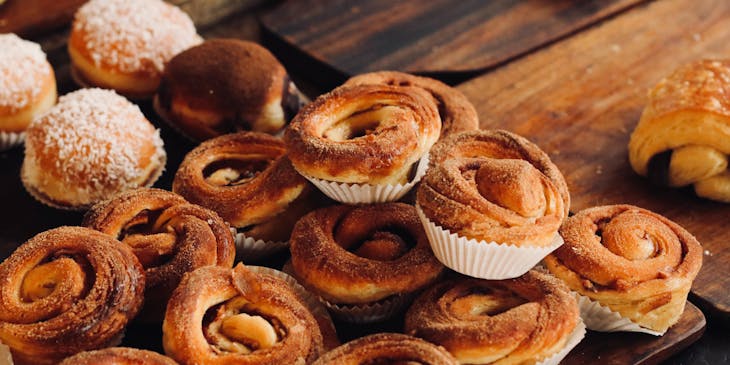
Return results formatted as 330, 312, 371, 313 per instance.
536, 318, 586, 365
321, 293, 412, 324
234, 232, 289, 262
575, 293, 664, 336
0, 131, 24, 151
300, 153, 430, 204
416, 206, 564, 280
0, 340, 13, 365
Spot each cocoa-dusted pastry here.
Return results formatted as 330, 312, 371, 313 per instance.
173, 132, 318, 258
405, 271, 582, 365
155, 39, 304, 141
313, 333, 457, 365
68, 0, 201, 98
629, 59, 730, 202
83, 188, 235, 318
0, 34, 56, 150
344, 71, 478, 140
0, 227, 145, 365
60, 348, 178, 365
289, 203, 444, 322
163, 264, 324, 365
22, 88, 166, 210
416, 130, 568, 279
543, 205, 703, 333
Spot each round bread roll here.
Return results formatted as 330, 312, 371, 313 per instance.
22, 88, 166, 210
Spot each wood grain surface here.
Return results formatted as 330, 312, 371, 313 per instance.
457, 0, 730, 317
261, 0, 645, 81
564, 302, 706, 365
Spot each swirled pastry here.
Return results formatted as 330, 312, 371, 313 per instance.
173, 132, 315, 243
289, 203, 444, 319
60, 348, 177, 365
344, 71, 478, 140
0, 227, 145, 365
83, 188, 235, 318
313, 333, 457, 365
405, 271, 580, 364
156, 39, 303, 141
629, 59, 730, 202
544, 205, 703, 333
418, 130, 568, 247
163, 264, 324, 365
285, 84, 441, 185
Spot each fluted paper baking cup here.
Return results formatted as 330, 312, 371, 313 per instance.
301, 154, 430, 204
321, 293, 412, 324
416, 206, 564, 280
575, 293, 664, 336
536, 318, 586, 365
0, 340, 13, 365
0, 131, 24, 151
235, 232, 289, 262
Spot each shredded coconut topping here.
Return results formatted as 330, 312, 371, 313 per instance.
73, 0, 201, 74
26, 88, 164, 195
0, 34, 51, 110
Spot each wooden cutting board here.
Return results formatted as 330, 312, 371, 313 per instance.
457, 0, 730, 317
260, 0, 645, 84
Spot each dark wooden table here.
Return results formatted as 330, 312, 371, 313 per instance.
1, 1, 729, 364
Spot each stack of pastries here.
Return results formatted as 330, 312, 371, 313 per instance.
0, 6, 710, 361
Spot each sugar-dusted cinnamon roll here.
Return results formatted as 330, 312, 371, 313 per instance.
59, 348, 178, 365
285, 84, 441, 186
163, 264, 324, 365
629, 60, 730, 202
173, 132, 317, 257
313, 333, 457, 365
405, 271, 582, 365
0, 227, 145, 365
544, 205, 703, 333
344, 71, 478, 140
83, 188, 235, 318
289, 203, 444, 322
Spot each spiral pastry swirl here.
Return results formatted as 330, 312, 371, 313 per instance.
313, 333, 457, 365
59, 347, 178, 365
405, 271, 579, 365
0, 227, 145, 365
629, 60, 730, 202
544, 205, 703, 332
173, 132, 312, 240
417, 130, 568, 246
285, 84, 441, 185
290, 203, 444, 305
83, 188, 235, 317
344, 71, 478, 140
163, 264, 324, 365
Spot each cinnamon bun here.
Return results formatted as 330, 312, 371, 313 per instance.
344, 71, 478, 140
543, 205, 703, 333
0, 227, 145, 365
163, 264, 324, 364
83, 188, 235, 318
313, 333, 457, 365
59, 348, 177, 365
405, 270, 582, 365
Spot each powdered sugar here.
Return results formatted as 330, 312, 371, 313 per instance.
26, 88, 164, 196
0, 34, 51, 111
73, 0, 201, 74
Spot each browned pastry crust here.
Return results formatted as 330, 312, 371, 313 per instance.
284, 84, 441, 184
83, 188, 235, 318
405, 271, 579, 364
289, 203, 444, 305
173, 132, 313, 240
0, 226, 145, 365
163, 264, 324, 365
417, 130, 568, 247
313, 333, 457, 365
544, 205, 703, 332
156, 39, 302, 140
59, 347, 178, 365
344, 71, 478, 140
